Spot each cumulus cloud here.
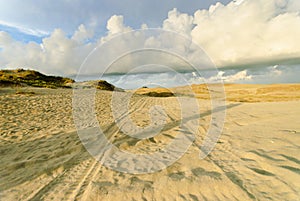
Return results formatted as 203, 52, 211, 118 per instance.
191, 0, 300, 67
106, 15, 132, 35
0, 25, 95, 75
207, 70, 252, 83
0, 0, 300, 78
162, 8, 194, 36
71, 24, 94, 44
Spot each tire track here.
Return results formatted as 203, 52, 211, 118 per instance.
27, 158, 94, 201
5, 93, 298, 200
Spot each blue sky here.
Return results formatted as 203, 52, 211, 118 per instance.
0, 24, 44, 43
0, 0, 231, 43
0, 0, 300, 85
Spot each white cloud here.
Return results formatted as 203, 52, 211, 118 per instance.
1, 0, 300, 79
191, 0, 300, 67
206, 70, 252, 83
98, 15, 133, 45
71, 24, 94, 44
0, 26, 95, 75
0, 20, 49, 37
141, 23, 148, 30
106, 15, 132, 35
162, 8, 194, 36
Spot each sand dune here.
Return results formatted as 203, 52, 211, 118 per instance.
134, 83, 300, 102
0, 85, 300, 200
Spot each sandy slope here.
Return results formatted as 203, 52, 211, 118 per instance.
0, 85, 300, 200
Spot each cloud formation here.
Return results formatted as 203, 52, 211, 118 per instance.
106, 15, 132, 35
0, 0, 300, 77
191, 0, 300, 67
0, 0, 230, 35
0, 25, 95, 75
207, 70, 252, 83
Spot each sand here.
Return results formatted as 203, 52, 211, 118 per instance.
0, 84, 300, 200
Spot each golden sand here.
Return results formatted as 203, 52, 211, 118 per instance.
0, 84, 299, 200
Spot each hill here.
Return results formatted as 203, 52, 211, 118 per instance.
0, 69, 74, 88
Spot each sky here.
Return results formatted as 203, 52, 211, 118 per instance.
0, 0, 300, 86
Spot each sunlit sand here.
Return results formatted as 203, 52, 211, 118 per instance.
0, 84, 300, 200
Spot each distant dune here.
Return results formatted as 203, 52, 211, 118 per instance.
134, 83, 300, 102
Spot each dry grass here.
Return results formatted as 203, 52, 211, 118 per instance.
0, 69, 74, 88
134, 84, 300, 102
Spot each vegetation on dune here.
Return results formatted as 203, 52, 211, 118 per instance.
0, 69, 74, 88
134, 87, 175, 97
96, 80, 124, 92
96, 80, 116, 91
142, 91, 174, 97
